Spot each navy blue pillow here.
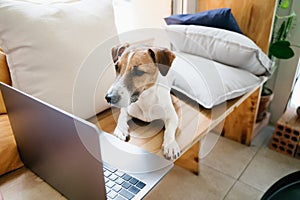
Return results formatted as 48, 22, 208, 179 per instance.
164, 8, 243, 34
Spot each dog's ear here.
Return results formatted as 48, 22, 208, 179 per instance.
148, 48, 175, 76
111, 43, 130, 63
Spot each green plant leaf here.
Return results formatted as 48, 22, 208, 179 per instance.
282, 13, 295, 40
269, 40, 295, 59
280, 0, 289, 9
276, 21, 286, 41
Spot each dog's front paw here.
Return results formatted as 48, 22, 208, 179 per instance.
114, 127, 130, 142
162, 140, 180, 160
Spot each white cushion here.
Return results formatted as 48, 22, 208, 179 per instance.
166, 25, 273, 76
0, 0, 118, 119
171, 52, 263, 108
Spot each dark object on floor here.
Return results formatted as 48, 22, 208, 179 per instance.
257, 87, 274, 122
261, 171, 300, 200
297, 106, 300, 118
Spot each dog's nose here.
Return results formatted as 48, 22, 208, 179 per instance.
105, 93, 120, 104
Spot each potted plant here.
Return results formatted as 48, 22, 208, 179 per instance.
257, 0, 296, 122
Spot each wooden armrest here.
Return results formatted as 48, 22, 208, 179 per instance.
0, 114, 24, 176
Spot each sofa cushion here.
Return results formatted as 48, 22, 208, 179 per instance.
171, 52, 263, 108
0, 49, 11, 114
0, 114, 23, 176
166, 25, 273, 76
0, 0, 118, 119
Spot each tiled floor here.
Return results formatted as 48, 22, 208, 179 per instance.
145, 126, 300, 200
1, 126, 300, 200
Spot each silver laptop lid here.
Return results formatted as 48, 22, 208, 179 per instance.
0, 82, 106, 200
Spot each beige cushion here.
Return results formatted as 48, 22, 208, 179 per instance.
0, 114, 23, 176
171, 52, 263, 108
0, 0, 118, 119
0, 49, 11, 114
166, 25, 273, 76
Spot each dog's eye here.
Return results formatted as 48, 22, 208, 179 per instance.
114, 64, 120, 73
132, 66, 144, 76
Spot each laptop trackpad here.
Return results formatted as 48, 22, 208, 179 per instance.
99, 132, 172, 174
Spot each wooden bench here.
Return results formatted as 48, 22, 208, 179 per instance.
90, 82, 264, 174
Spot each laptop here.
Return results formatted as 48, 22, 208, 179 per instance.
0, 82, 173, 200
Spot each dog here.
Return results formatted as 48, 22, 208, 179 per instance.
105, 43, 180, 160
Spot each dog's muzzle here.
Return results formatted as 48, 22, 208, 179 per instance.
105, 89, 140, 107
105, 92, 121, 105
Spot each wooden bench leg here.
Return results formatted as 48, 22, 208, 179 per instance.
175, 140, 200, 175
223, 87, 261, 145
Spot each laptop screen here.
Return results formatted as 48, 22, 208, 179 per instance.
0, 83, 106, 200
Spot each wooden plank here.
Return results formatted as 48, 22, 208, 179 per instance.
0, 115, 24, 176
94, 83, 263, 157
0, 48, 12, 85
253, 112, 271, 140
197, 0, 277, 54
175, 141, 200, 175
222, 87, 261, 145
0, 48, 11, 114
93, 95, 211, 158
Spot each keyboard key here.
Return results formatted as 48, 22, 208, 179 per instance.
121, 181, 131, 189
104, 170, 112, 177
107, 190, 118, 199
129, 185, 140, 194
116, 177, 124, 185
104, 165, 117, 173
106, 180, 115, 188
112, 184, 122, 192
103, 164, 145, 199
136, 181, 146, 189
104, 177, 109, 183
115, 170, 125, 177
115, 195, 127, 200
129, 177, 138, 185
119, 189, 134, 200
122, 174, 132, 181
109, 174, 118, 181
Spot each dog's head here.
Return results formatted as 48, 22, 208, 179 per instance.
105, 43, 176, 108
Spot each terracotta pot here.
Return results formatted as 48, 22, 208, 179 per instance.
256, 88, 274, 122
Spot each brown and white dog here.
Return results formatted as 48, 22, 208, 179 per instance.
105, 43, 180, 160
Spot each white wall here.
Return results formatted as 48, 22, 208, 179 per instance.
113, 0, 172, 33
267, 0, 300, 123
112, 0, 173, 48
290, 57, 300, 108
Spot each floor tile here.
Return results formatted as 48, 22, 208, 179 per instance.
1, 125, 293, 200
200, 134, 257, 179
145, 165, 235, 200
240, 144, 300, 192
0, 168, 66, 200
251, 126, 274, 148
224, 181, 263, 200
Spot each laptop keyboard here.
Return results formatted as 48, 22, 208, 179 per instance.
103, 164, 146, 200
